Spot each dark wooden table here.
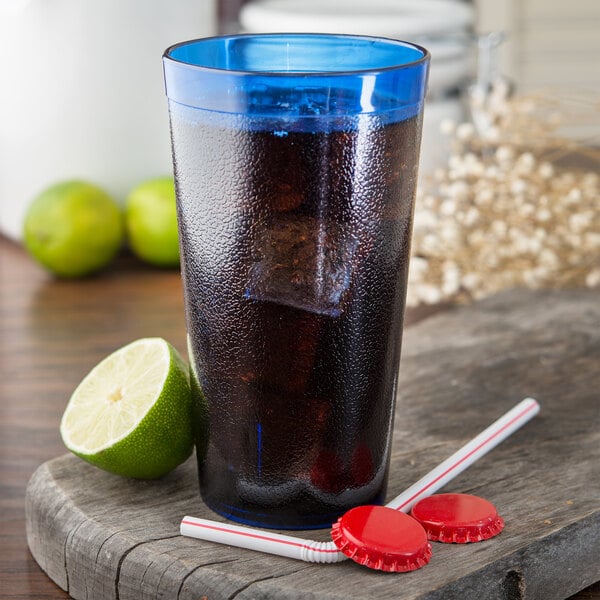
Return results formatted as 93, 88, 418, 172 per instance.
1, 235, 598, 599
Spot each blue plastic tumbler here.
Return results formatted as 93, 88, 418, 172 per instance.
163, 34, 429, 529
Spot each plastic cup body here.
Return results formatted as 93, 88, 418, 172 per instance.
163, 33, 429, 529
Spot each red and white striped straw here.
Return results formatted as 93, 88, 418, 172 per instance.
180, 516, 347, 563
386, 397, 540, 511
180, 397, 540, 563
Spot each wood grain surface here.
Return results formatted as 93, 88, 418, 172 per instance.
0, 238, 600, 600
23, 269, 600, 598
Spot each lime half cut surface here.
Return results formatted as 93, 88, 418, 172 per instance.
60, 338, 193, 479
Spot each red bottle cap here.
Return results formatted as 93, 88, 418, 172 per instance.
410, 493, 505, 543
330, 505, 432, 572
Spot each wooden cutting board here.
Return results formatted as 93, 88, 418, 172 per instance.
26, 288, 600, 600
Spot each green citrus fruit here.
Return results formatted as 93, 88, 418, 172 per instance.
187, 334, 210, 462
60, 338, 193, 479
125, 177, 180, 267
23, 180, 124, 277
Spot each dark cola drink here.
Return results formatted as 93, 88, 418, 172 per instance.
171, 107, 422, 529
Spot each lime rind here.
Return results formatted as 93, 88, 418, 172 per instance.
186, 333, 210, 461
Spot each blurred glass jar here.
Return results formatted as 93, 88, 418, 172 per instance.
0, 0, 215, 240
239, 0, 476, 177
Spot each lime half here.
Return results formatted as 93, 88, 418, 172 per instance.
60, 338, 193, 479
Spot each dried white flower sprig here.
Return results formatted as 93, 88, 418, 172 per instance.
408, 85, 600, 307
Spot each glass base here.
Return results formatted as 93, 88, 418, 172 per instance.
197, 446, 390, 530
202, 496, 346, 530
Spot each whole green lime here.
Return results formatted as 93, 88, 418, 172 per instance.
60, 338, 194, 479
125, 177, 180, 268
23, 180, 124, 277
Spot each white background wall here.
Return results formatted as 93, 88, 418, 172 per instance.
476, 0, 600, 95
0, 0, 217, 241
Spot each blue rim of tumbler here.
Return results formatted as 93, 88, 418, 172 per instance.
163, 33, 430, 119
164, 33, 429, 76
